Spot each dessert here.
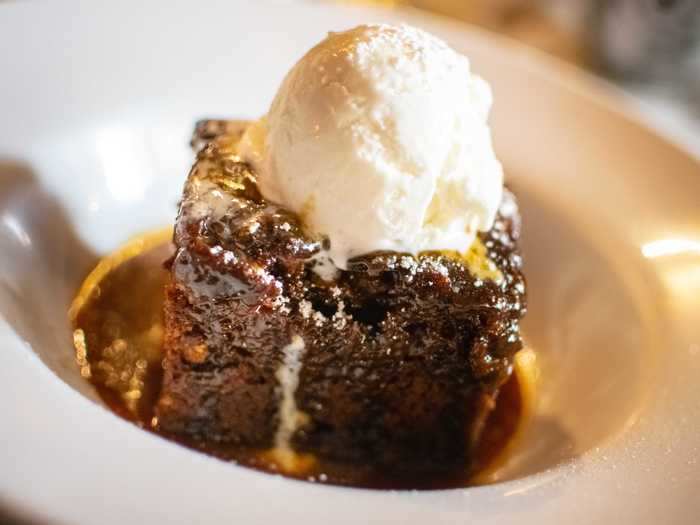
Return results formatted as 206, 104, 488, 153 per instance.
158, 25, 526, 474
71, 23, 530, 488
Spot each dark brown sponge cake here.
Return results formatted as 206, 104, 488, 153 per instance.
155, 121, 526, 474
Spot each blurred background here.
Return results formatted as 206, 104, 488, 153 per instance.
341, 0, 700, 155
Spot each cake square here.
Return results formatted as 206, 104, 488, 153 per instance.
156, 122, 526, 474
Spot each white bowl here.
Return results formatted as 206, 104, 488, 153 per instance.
1, 1, 699, 524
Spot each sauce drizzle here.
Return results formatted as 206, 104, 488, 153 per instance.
72, 238, 531, 490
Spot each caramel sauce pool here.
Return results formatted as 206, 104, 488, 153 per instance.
73, 241, 524, 490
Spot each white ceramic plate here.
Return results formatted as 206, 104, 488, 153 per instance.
1, 1, 699, 524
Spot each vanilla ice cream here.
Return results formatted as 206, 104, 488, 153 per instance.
239, 23, 503, 269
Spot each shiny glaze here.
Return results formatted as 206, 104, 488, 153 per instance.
73, 242, 523, 489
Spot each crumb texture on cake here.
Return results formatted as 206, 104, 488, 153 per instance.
155, 121, 526, 474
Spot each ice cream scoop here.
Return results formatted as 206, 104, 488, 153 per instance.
239, 23, 503, 269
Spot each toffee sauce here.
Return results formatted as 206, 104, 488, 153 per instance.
73, 242, 522, 490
